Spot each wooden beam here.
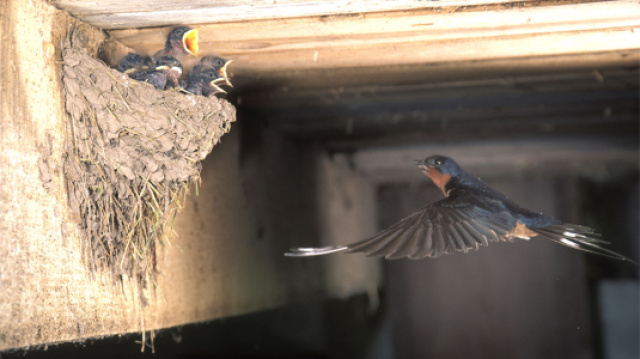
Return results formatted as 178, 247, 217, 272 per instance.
105, 0, 640, 89
240, 68, 639, 112
53, 0, 558, 30
0, 0, 330, 350
0, 0, 123, 350
220, 50, 637, 91
110, 0, 640, 57
240, 68, 638, 151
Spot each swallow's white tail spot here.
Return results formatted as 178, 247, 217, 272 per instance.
563, 231, 587, 239
560, 238, 580, 248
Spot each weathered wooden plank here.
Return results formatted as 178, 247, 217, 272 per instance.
0, 0, 331, 350
52, 0, 550, 29
105, 0, 640, 88
0, 0, 140, 350
53, 0, 529, 15
224, 50, 636, 91
111, 0, 640, 50
244, 69, 640, 109
223, 30, 640, 71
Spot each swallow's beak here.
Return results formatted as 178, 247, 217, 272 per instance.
217, 60, 234, 87
183, 28, 199, 56
414, 159, 431, 173
171, 66, 183, 75
155, 65, 169, 70
210, 78, 227, 94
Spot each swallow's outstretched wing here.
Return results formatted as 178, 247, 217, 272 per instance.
286, 189, 516, 259
285, 189, 633, 261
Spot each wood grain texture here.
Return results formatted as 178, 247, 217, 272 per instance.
0, 0, 327, 350
105, 0, 640, 90
0, 0, 134, 349
53, 0, 546, 29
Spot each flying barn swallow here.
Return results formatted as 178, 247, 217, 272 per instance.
154, 26, 198, 60
286, 155, 633, 262
129, 56, 182, 90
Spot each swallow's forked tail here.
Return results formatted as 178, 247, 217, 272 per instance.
531, 224, 635, 263
284, 245, 348, 257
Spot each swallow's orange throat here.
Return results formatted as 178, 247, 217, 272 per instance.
422, 167, 451, 196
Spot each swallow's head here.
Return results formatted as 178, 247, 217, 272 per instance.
413, 155, 461, 194
202, 71, 227, 95
413, 155, 461, 175
199, 56, 234, 87
166, 26, 198, 56
200, 56, 227, 68
187, 68, 227, 96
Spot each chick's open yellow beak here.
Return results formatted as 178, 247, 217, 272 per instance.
217, 59, 234, 87
183, 28, 199, 56
210, 78, 227, 94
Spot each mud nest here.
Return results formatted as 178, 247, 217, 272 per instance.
62, 32, 235, 293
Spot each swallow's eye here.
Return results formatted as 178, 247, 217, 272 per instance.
435, 159, 443, 166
